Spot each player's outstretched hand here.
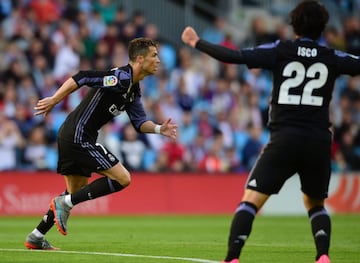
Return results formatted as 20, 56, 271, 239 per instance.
181, 26, 200, 48
34, 97, 57, 116
161, 118, 178, 140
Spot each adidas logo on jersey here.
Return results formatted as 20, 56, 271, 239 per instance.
248, 179, 257, 187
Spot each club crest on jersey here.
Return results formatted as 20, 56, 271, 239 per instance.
103, 75, 118, 87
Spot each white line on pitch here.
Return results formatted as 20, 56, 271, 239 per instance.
0, 248, 219, 263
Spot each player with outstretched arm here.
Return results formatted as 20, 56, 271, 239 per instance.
24, 38, 177, 249
182, 1, 360, 263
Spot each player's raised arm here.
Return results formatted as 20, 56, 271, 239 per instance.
181, 26, 245, 64
34, 77, 79, 116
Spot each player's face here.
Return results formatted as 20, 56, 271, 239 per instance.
142, 46, 160, 75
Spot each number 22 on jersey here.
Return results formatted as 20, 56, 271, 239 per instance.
278, 61, 328, 106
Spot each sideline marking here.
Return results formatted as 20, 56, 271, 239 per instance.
0, 248, 219, 263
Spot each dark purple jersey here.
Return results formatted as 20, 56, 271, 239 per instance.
196, 38, 360, 141
59, 64, 148, 143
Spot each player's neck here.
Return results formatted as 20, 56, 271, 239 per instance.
129, 62, 146, 83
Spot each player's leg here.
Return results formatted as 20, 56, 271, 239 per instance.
65, 163, 130, 207
303, 195, 331, 263
51, 140, 130, 235
50, 175, 90, 235
52, 164, 130, 235
24, 190, 68, 250
299, 139, 331, 263
222, 189, 269, 262
25, 175, 89, 248
222, 138, 296, 263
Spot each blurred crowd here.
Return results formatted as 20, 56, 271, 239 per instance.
0, 0, 360, 173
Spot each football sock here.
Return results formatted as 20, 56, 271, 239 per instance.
308, 206, 331, 260
71, 177, 124, 205
224, 201, 258, 261
31, 228, 44, 238
36, 190, 68, 235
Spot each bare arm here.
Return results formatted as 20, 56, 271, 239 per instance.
140, 118, 178, 140
34, 77, 79, 116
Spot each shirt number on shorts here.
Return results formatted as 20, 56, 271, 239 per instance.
278, 61, 328, 106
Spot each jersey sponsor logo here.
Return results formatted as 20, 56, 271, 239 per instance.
103, 75, 118, 87
108, 104, 123, 116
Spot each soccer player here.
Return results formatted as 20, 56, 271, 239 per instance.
24, 38, 178, 250
182, 1, 360, 263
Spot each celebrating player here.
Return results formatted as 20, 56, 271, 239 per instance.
182, 1, 360, 263
24, 37, 177, 250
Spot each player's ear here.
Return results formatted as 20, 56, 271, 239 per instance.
136, 55, 144, 64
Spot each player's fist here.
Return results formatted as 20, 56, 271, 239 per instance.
181, 26, 199, 48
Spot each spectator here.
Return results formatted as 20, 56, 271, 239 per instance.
22, 125, 50, 170
2, 81, 17, 118
13, 102, 35, 138
132, 10, 146, 38
52, 37, 82, 82
215, 111, 234, 149
178, 110, 198, 147
241, 122, 263, 171
211, 78, 234, 114
343, 16, 360, 55
87, 10, 107, 41
339, 127, 360, 170
101, 22, 119, 55
29, 0, 61, 25
113, 7, 128, 34
223, 146, 244, 173
0, 111, 25, 171
176, 76, 194, 111
119, 123, 147, 171
31, 54, 48, 89
198, 131, 227, 173
322, 25, 346, 50
93, 0, 117, 25
158, 91, 183, 125
201, 16, 226, 44
16, 75, 39, 106
243, 16, 277, 46
169, 46, 205, 99
156, 139, 186, 172
118, 21, 136, 47
77, 20, 97, 59
243, 68, 272, 126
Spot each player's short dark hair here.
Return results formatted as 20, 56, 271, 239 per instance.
128, 38, 158, 62
290, 0, 329, 40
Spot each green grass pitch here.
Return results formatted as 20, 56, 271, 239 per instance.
0, 214, 359, 263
